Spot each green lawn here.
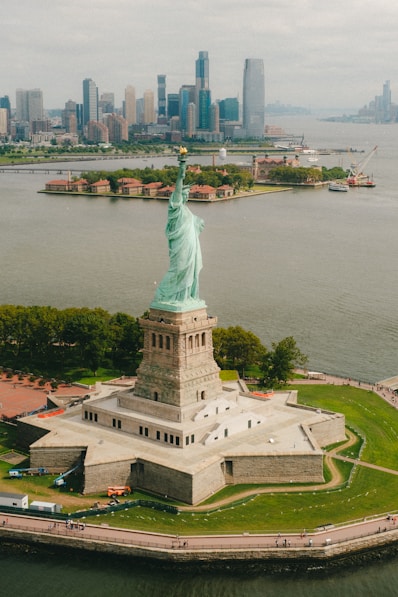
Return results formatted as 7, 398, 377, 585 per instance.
1, 384, 397, 534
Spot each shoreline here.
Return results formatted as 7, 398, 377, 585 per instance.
37, 186, 293, 202
1, 512, 397, 572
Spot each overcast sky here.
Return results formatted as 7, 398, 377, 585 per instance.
2, 0, 398, 112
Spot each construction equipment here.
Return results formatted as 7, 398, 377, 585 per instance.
107, 485, 131, 498
9, 467, 49, 478
54, 464, 81, 487
347, 145, 377, 186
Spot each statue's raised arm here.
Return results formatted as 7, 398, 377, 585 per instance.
151, 148, 206, 312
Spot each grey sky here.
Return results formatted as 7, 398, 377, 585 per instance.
2, 0, 397, 111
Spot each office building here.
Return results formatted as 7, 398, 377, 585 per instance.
198, 88, 211, 129
124, 85, 136, 125
243, 58, 265, 138
167, 94, 179, 120
219, 98, 239, 122
179, 85, 195, 133
209, 102, 220, 133
16, 88, 44, 123
105, 113, 128, 143
82, 78, 98, 126
0, 108, 8, 135
62, 100, 77, 133
195, 50, 209, 126
157, 75, 167, 122
143, 90, 155, 124
87, 120, 108, 143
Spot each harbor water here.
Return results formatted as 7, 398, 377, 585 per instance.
0, 116, 398, 592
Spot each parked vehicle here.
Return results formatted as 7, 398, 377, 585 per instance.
107, 485, 131, 498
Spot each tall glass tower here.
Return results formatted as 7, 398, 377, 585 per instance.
157, 75, 167, 122
243, 59, 265, 139
195, 51, 209, 90
195, 51, 209, 126
82, 78, 98, 126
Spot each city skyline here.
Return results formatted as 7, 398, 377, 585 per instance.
2, 1, 398, 111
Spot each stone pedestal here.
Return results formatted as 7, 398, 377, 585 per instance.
132, 307, 222, 409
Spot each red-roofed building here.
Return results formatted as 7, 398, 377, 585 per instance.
118, 177, 143, 195
121, 181, 144, 195
45, 179, 71, 191
216, 184, 234, 198
189, 185, 217, 201
143, 181, 164, 196
253, 156, 300, 180
89, 179, 111, 193
70, 179, 88, 192
158, 185, 175, 197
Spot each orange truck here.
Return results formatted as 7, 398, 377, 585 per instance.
107, 485, 131, 498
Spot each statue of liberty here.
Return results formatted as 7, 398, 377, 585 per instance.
151, 148, 206, 312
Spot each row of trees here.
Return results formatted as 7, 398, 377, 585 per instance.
0, 305, 143, 379
268, 165, 347, 184
213, 326, 308, 387
0, 305, 307, 386
80, 164, 254, 193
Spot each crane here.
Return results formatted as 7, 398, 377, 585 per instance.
347, 145, 377, 186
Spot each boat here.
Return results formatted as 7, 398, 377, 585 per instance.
329, 182, 349, 192
347, 176, 376, 188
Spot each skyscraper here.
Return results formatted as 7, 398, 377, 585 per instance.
198, 88, 211, 130
195, 51, 209, 91
82, 78, 98, 126
143, 89, 155, 124
124, 85, 136, 125
195, 51, 209, 126
157, 75, 166, 122
243, 59, 265, 139
15, 89, 43, 122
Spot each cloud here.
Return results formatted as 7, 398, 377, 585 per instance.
1, 0, 398, 109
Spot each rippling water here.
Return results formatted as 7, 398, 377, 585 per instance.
1, 117, 398, 592
0, 117, 397, 382
1, 545, 398, 597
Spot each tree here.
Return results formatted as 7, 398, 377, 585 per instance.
213, 325, 266, 376
260, 336, 308, 387
109, 312, 143, 374
61, 307, 110, 376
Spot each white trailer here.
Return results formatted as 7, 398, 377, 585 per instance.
30, 500, 61, 513
0, 491, 28, 509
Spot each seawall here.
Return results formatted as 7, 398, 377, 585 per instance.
1, 522, 398, 573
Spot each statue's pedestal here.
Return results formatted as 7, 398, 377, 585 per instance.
131, 307, 222, 411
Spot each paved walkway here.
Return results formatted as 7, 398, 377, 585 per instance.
1, 511, 397, 553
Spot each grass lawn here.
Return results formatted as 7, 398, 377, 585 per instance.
1, 384, 397, 534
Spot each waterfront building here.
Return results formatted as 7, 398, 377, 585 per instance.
243, 58, 265, 139
82, 78, 98, 126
